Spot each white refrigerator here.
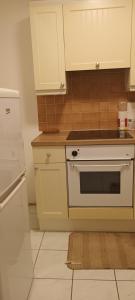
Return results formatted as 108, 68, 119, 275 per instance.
0, 89, 33, 300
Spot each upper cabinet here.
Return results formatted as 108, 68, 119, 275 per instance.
63, 0, 132, 71
29, 0, 134, 93
29, 2, 66, 95
129, 0, 135, 91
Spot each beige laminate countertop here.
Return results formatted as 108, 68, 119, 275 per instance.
31, 130, 135, 146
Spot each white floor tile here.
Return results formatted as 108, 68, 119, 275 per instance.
74, 269, 115, 280
29, 279, 72, 300
117, 281, 135, 300
41, 232, 70, 250
32, 250, 38, 265
72, 280, 118, 300
34, 250, 72, 279
30, 231, 44, 250
115, 270, 135, 281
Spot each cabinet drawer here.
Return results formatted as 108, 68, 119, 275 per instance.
33, 146, 65, 163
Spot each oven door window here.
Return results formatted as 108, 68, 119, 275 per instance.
68, 160, 133, 207
80, 171, 120, 194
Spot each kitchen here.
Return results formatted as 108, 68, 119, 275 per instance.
1, 0, 135, 299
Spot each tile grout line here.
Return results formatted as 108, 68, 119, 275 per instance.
66, 278, 116, 281
33, 232, 46, 270
27, 231, 45, 300
71, 270, 74, 300
113, 279, 135, 282
26, 277, 34, 300
114, 270, 120, 300
27, 232, 46, 299
32, 277, 118, 281
39, 249, 68, 251
33, 277, 73, 280
39, 231, 46, 250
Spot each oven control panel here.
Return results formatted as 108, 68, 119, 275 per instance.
66, 145, 135, 161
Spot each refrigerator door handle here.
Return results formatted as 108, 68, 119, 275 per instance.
0, 177, 25, 211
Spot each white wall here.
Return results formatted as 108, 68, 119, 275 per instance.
0, 0, 39, 203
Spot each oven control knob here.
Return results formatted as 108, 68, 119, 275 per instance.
72, 150, 78, 157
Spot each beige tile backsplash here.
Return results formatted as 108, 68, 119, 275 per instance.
37, 70, 135, 132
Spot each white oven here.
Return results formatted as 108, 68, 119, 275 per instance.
66, 145, 134, 207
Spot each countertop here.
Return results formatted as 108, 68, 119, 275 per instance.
31, 130, 135, 146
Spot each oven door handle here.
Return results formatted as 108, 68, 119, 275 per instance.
72, 163, 130, 170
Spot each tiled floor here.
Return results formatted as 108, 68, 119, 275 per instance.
29, 231, 135, 300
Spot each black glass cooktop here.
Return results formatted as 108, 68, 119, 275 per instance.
67, 130, 133, 140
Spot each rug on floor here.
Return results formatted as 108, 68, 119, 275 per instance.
66, 232, 135, 270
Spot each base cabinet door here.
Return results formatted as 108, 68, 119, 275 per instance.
35, 163, 68, 222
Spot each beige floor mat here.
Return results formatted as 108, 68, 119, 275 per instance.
67, 232, 135, 270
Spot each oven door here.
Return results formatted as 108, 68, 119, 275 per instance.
67, 160, 133, 207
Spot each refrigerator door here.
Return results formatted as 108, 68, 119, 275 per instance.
0, 89, 25, 193
0, 176, 33, 300
0, 160, 25, 201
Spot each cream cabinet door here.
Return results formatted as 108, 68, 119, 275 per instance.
129, 0, 135, 91
29, 2, 66, 94
35, 163, 68, 220
63, 0, 132, 71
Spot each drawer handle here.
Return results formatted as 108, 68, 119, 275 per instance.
46, 153, 51, 158
96, 62, 100, 69
60, 82, 64, 89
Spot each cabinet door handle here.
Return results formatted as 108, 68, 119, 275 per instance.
60, 82, 64, 89
96, 62, 100, 69
34, 167, 38, 174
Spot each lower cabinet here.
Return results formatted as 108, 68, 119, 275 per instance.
32, 145, 134, 228
34, 163, 68, 223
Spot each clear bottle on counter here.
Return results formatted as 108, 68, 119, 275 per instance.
127, 102, 135, 130
118, 101, 127, 130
